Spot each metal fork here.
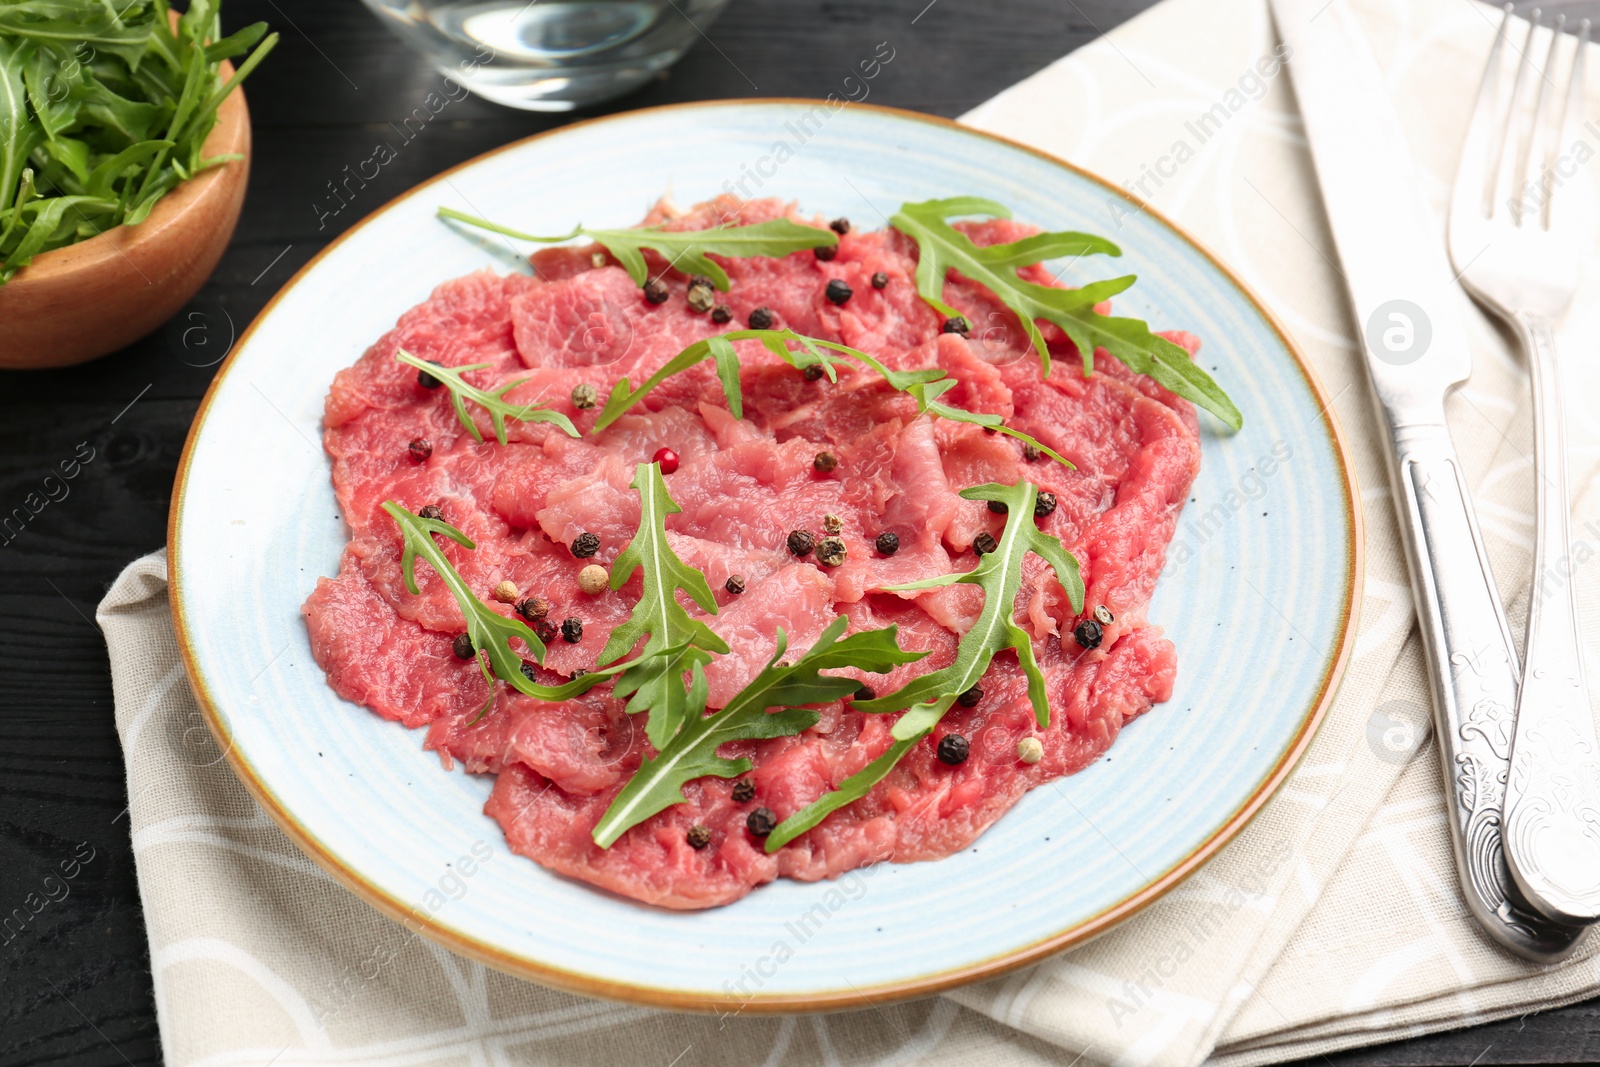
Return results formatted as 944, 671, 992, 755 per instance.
1449, 6, 1600, 926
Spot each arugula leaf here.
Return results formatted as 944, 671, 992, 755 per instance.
902, 378, 1071, 466
381, 501, 548, 718
395, 348, 579, 444
763, 735, 919, 852
611, 643, 719, 747
0, 40, 42, 218
601, 462, 730, 748
592, 616, 926, 847
765, 479, 1083, 851
378, 465, 733, 735
0, 1, 277, 283
383, 493, 711, 715
890, 198, 1242, 430
437, 206, 836, 291
592, 332, 757, 431
592, 328, 1072, 466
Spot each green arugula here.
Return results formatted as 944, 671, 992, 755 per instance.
437, 206, 835, 291
593, 328, 1072, 466
765, 479, 1082, 851
593, 328, 948, 431
890, 198, 1242, 430
599, 462, 731, 749
592, 616, 927, 847
395, 348, 578, 444
382, 498, 707, 717
0, 1, 277, 282
382, 501, 548, 719
905, 378, 1071, 464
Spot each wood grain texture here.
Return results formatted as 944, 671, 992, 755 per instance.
0, 1, 1594, 1064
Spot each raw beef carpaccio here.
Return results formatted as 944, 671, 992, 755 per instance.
303, 195, 1201, 908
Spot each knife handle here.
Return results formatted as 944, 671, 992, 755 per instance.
1502, 313, 1600, 925
1388, 419, 1586, 961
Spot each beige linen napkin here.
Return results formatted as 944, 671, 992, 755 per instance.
99, 0, 1600, 1063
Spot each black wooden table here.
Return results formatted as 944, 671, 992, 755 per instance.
2, 1, 1596, 1063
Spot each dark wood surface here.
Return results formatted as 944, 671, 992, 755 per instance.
1, 2, 1595, 1064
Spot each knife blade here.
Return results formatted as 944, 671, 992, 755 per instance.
1269, 0, 1586, 960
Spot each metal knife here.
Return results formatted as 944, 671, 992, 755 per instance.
1269, 0, 1586, 960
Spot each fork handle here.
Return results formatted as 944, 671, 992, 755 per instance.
1501, 312, 1600, 925
1386, 417, 1585, 960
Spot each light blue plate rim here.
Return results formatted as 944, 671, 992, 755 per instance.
169, 100, 1363, 1013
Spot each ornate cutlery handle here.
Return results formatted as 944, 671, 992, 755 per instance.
1502, 313, 1600, 925
1388, 419, 1585, 960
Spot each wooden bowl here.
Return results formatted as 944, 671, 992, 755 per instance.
0, 72, 250, 370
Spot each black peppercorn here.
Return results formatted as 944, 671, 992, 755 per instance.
746, 807, 777, 837
987, 500, 1008, 515
711, 304, 732, 324
871, 271, 889, 289
533, 618, 558, 643
561, 617, 583, 643
1073, 618, 1104, 650
516, 596, 550, 621
643, 278, 670, 304
725, 574, 746, 595
1035, 492, 1058, 518
813, 451, 838, 473
417, 360, 444, 389
572, 668, 589, 678
824, 279, 853, 305
958, 685, 983, 708
875, 531, 900, 556
520, 661, 536, 682
787, 529, 816, 557
854, 684, 876, 701
1021, 443, 1041, 463
418, 504, 443, 521
816, 536, 846, 567
731, 778, 756, 803
802, 364, 825, 381
973, 531, 998, 555
941, 316, 970, 336
571, 532, 600, 558
937, 734, 970, 765
814, 244, 837, 262
828, 217, 851, 235
748, 306, 774, 329
408, 437, 432, 463
452, 633, 474, 660
686, 825, 712, 849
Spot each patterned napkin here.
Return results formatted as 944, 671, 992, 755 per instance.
99, 0, 1600, 1063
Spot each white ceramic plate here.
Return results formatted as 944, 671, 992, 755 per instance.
171, 101, 1361, 1012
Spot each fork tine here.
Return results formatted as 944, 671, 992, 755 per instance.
1492, 8, 1545, 220
1458, 4, 1516, 222
1517, 13, 1564, 226
1549, 19, 1591, 229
